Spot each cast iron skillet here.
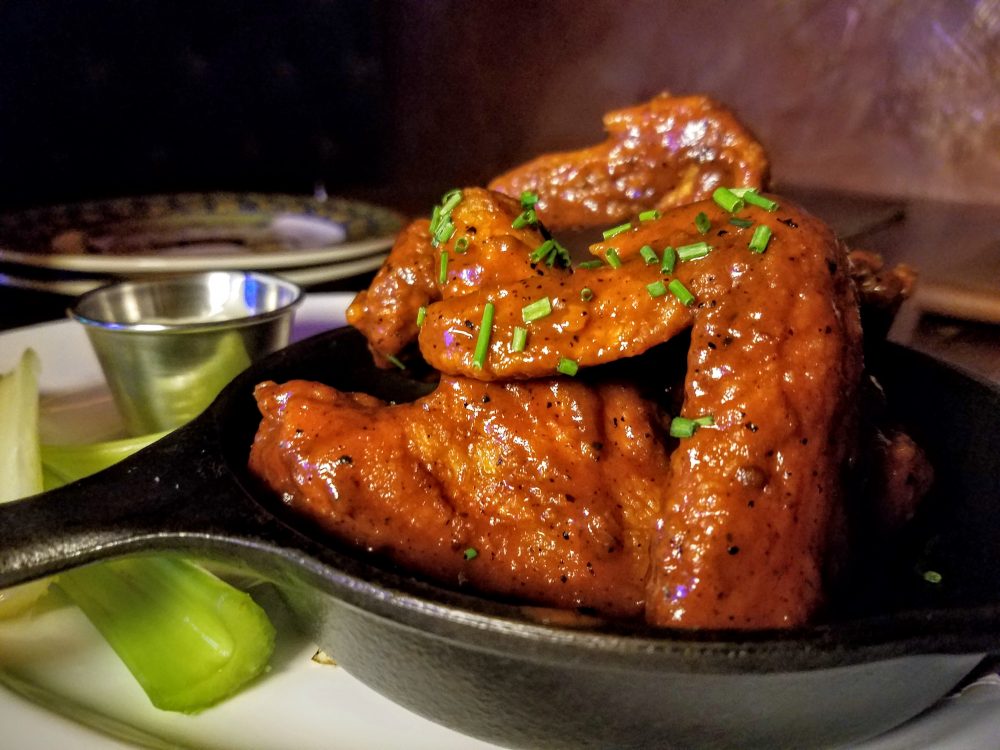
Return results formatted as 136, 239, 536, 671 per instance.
1, 327, 999, 750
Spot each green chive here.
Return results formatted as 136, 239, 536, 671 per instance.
605, 248, 622, 268
520, 190, 539, 208
660, 246, 677, 274
744, 192, 779, 211
577, 259, 603, 270
729, 217, 753, 229
695, 212, 711, 234
669, 417, 697, 438
464, 547, 478, 560
551, 240, 571, 267
522, 297, 552, 323
639, 245, 659, 265
677, 241, 711, 262
473, 302, 495, 370
386, 354, 406, 370
712, 187, 745, 213
440, 189, 462, 216
438, 250, 449, 284
668, 279, 695, 306
416, 306, 426, 327
454, 236, 470, 254
429, 204, 442, 235
923, 570, 942, 584
530, 239, 556, 263
557, 357, 579, 376
693, 414, 715, 427
728, 187, 759, 197
639, 209, 661, 222
580, 287, 594, 301
646, 280, 668, 298
602, 222, 632, 240
512, 208, 537, 229
510, 326, 528, 352
434, 220, 456, 246
749, 225, 772, 253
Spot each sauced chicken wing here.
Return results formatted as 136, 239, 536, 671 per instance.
489, 94, 769, 231
345, 189, 567, 366
419, 195, 863, 628
249, 375, 670, 618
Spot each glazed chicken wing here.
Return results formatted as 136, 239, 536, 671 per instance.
346, 188, 567, 366
489, 93, 769, 231
250, 375, 670, 618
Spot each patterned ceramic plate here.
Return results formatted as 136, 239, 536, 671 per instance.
0, 193, 403, 273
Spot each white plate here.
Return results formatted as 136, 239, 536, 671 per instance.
0, 252, 388, 297
0, 294, 998, 750
0, 193, 403, 274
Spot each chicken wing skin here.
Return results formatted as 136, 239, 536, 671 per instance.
419, 195, 863, 628
249, 375, 670, 617
489, 93, 769, 231
345, 188, 565, 366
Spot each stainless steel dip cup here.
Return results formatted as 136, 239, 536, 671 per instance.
69, 271, 303, 434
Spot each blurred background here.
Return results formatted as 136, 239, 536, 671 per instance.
0, 0, 998, 374
0, 0, 997, 211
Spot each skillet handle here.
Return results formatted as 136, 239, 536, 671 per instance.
0, 421, 276, 588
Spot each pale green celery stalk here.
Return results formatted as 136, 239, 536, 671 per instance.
0, 350, 51, 616
0, 350, 277, 713
40, 431, 169, 490
57, 556, 275, 713
42, 434, 276, 713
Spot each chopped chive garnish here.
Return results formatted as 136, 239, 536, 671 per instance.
639, 245, 659, 264
729, 217, 754, 229
464, 547, 478, 560
512, 208, 537, 229
646, 280, 668, 298
434, 220, 456, 246
923, 570, 942, 584
660, 246, 677, 274
556, 357, 579, 376
639, 209, 661, 222
510, 326, 528, 352
438, 250, 449, 284
604, 248, 622, 268
749, 224, 772, 253
530, 239, 556, 263
602, 222, 632, 240
677, 241, 711, 261
429, 204, 442, 235
386, 354, 406, 370
668, 279, 695, 306
580, 287, 594, 301
728, 187, 759, 197
695, 212, 711, 234
669, 417, 697, 438
744, 192, 779, 211
416, 306, 426, 327
669, 414, 713, 437
522, 296, 553, 323
577, 259, 603, 270
473, 302, 495, 370
440, 189, 462, 216
712, 187, 746, 213
454, 236, 470, 254
520, 190, 539, 208
550, 240, 572, 268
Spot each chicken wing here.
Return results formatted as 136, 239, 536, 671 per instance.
249, 375, 671, 618
489, 93, 769, 231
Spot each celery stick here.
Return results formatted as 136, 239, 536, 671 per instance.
40, 430, 168, 490
57, 556, 276, 713
0, 350, 52, 616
